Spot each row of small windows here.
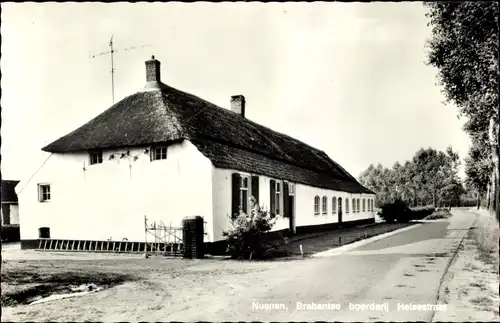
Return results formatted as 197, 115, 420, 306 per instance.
89, 146, 167, 166
314, 196, 374, 215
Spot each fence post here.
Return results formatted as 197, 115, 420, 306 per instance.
182, 216, 205, 259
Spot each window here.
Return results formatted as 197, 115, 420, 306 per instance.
38, 184, 51, 202
322, 196, 327, 214
240, 176, 250, 214
275, 181, 281, 215
314, 196, 320, 215
288, 183, 295, 195
352, 199, 356, 213
332, 197, 337, 214
89, 151, 103, 165
357, 199, 360, 213
346, 198, 349, 214
362, 199, 366, 212
151, 146, 167, 161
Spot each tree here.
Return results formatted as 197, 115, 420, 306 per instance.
424, 2, 499, 218
359, 147, 464, 208
465, 134, 493, 208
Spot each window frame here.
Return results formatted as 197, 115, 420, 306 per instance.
314, 195, 320, 215
239, 175, 250, 214
89, 150, 103, 165
352, 199, 356, 213
332, 196, 337, 214
322, 196, 328, 214
275, 181, 282, 215
346, 198, 350, 214
151, 145, 168, 161
357, 199, 361, 213
38, 183, 51, 202
362, 198, 366, 212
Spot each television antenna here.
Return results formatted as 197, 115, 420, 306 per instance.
89, 34, 152, 104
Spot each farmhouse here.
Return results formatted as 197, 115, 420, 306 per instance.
17, 56, 376, 250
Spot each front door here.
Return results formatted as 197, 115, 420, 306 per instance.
337, 197, 343, 225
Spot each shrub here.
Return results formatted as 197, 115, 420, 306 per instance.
410, 205, 436, 220
460, 197, 478, 207
379, 199, 412, 223
222, 197, 277, 259
1, 225, 20, 242
425, 208, 452, 220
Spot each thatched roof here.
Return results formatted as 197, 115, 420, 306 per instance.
1, 180, 20, 203
42, 77, 373, 194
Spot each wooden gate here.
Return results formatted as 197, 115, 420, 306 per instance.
144, 216, 184, 257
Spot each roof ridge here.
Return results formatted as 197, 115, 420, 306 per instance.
157, 83, 327, 155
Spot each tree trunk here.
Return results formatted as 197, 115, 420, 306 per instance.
488, 117, 499, 220
477, 192, 481, 210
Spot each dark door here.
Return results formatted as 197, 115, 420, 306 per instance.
337, 197, 343, 225
1, 204, 11, 225
284, 183, 296, 234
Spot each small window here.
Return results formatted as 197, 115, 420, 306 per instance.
151, 146, 167, 161
362, 199, 366, 212
346, 198, 349, 214
322, 196, 327, 214
38, 184, 51, 202
357, 199, 361, 213
275, 182, 281, 215
240, 176, 250, 214
352, 199, 356, 213
332, 197, 337, 214
314, 196, 320, 215
288, 183, 295, 196
89, 151, 103, 165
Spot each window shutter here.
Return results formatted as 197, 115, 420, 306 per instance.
270, 179, 276, 214
251, 176, 259, 205
283, 182, 290, 217
231, 173, 241, 218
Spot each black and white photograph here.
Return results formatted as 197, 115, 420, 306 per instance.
1, 2, 499, 322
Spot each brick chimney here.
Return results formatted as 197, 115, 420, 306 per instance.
145, 55, 161, 82
230, 95, 246, 117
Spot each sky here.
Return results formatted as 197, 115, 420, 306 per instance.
1, 2, 471, 183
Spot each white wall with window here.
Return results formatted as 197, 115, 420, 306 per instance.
17, 140, 214, 243
212, 170, 292, 240
294, 185, 375, 228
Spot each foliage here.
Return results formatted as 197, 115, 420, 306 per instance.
465, 134, 493, 195
424, 1, 499, 214
410, 205, 436, 220
425, 208, 452, 220
460, 197, 478, 208
359, 147, 463, 207
222, 197, 277, 259
378, 199, 412, 223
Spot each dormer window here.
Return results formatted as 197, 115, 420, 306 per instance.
151, 146, 167, 161
89, 151, 103, 165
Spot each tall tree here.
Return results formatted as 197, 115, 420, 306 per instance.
424, 2, 499, 218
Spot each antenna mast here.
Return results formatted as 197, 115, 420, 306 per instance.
90, 35, 152, 104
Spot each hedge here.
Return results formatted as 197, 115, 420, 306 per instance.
378, 200, 435, 223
